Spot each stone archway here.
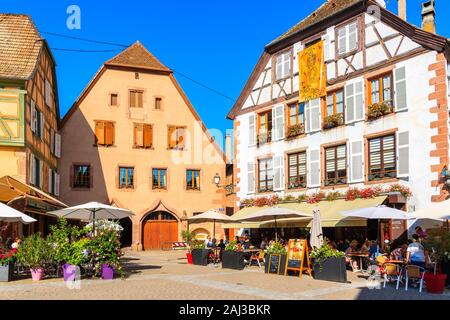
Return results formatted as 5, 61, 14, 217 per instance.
141, 210, 179, 251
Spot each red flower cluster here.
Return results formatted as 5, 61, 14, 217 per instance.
0, 247, 17, 265
307, 192, 326, 204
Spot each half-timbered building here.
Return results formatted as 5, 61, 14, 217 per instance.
227, 0, 450, 241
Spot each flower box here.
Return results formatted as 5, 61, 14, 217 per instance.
257, 132, 272, 145
367, 101, 393, 121
191, 249, 210, 266
286, 123, 305, 139
0, 263, 13, 282
323, 113, 344, 130
313, 257, 347, 283
221, 251, 245, 270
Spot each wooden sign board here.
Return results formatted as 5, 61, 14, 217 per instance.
268, 254, 281, 275
284, 239, 311, 277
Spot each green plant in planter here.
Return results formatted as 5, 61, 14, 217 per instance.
181, 230, 195, 244
16, 233, 54, 270
225, 240, 238, 251
190, 240, 206, 250
265, 241, 287, 255
323, 113, 344, 129
310, 239, 345, 270
368, 101, 393, 120
286, 123, 305, 138
424, 229, 450, 273
48, 219, 84, 266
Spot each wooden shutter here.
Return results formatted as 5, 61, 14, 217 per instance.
247, 162, 255, 194
105, 122, 115, 146
168, 126, 176, 148
134, 124, 143, 147
338, 26, 347, 55
137, 91, 143, 108
324, 27, 335, 61
39, 160, 43, 189
48, 169, 53, 194
40, 115, 45, 141
397, 131, 410, 178
306, 99, 321, 133
272, 105, 285, 141
307, 148, 321, 188
349, 140, 364, 183
55, 133, 61, 158
248, 114, 256, 146
29, 153, 35, 185
394, 66, 407, 112
143, 125, 153, 148
55, 173, 60, 197
129, 91, 136, 108
45, 79, 52, 107
30, 100, 36, 133
354, 80, 364, 121
50, 128, 55, 155
177, 127, 186, 149
95, 122, 105, 145
273, 155, 284, 191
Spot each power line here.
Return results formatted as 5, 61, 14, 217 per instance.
51, 48, 123, 53
41, 31, 129, 48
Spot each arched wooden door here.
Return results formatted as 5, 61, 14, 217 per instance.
143, 211, 178, 250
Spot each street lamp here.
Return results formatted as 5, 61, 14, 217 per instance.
213, 173, 221, 187
213, 173, 235, 194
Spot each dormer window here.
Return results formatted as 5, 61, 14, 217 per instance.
337, 21, 358, 56
275, 51, 291, 80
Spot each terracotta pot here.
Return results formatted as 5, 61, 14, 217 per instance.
30, 268, 44, 281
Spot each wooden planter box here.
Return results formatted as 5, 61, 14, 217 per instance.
222, 251, 245, 270
313, 257, 347, 283
191, 249, 209, 266
0, 263, 13, 282
264, 254, 287, 275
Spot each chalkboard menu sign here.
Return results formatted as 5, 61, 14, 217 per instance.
284, 239, 311, 277
268, 254, 281, 274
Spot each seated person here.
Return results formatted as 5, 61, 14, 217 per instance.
242, 236, 252, 250
406, 234, 427, 269
217, 239, 226, 251
260, 238, 268, 250
345, 240, 359, 270
390, 243, 407, 261
361, 239, 371, 253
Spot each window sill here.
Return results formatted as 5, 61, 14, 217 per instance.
167, 147, 186, 151
94, 144, 116, 148
366, 111, 395, 123
320, 184, 349, 190
365, 178, 399, 185
118, 187, 136, 192
287, 186, 307, 192
133, 146, 154, 150
152, 188, 168, 192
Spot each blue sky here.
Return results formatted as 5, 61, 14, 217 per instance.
1, 0, 449, 143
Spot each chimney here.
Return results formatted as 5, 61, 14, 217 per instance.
422, 0, 436, 34
225, 134, 232, 164
398, 0, 407, 20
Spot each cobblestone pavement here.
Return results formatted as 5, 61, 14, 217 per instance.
1, 250, 449, 300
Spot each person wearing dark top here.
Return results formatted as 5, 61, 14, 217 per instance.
217, 239, 226, 260
243, 236, 252, 250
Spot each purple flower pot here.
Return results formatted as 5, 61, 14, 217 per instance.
101, 263, 114, 280
63, 264, 77, 282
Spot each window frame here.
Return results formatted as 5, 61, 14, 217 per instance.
323, 89, 345, 118
167, 125, 187, 150
287, 102, 305, 127
129, 90, 144, 108
324, 144, 348, 186
154, 97, 163, 110
368, 72, 394, 107
258, 158, 274, 193
73, 164, 91, 189
133, 123, 153, 149
336, 19, 360, 57
186, 169, 201, 191
368, 134, 397, 182
287, 151, 307, 190
152, 168, 167, 190
275, 50, 292, 81
110, 93, 119, 107
94, 120, 115, 147
257, 110, 272, 145
119, 166, 135, 189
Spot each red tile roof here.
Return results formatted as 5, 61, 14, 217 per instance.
0, 14, 43, 80
105, 41, 171, 73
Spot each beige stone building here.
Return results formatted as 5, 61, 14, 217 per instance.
60, 42, 227, 250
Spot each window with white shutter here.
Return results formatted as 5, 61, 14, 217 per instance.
247, 162, 255, 194
275, 51, 291, 80
322, 27, 335, 62
368, 135, 396, 181
50, 128, 55, 155
55, 173, 60, 197
30, 99, 36, 133
29, 153, 35, 185
349, 140, 364, 183
39, 160, 43, 189
273, 155, 284, 191
272, 105, 285, 141
45, 79, 52, 107
288, 152, 307, 189
394, 66, 407, 112
397, 131, 410, 178
258, 158, 274, 193
55, 133, 61, 158
305, 99, 321, 133
307, 148, 321, 188
337, 21, 359, 56
248, 114, 256, 147
345, 80, 364, 123
324, 145, 347, 186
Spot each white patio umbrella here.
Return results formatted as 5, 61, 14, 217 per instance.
412, 199, 450, 221
47, 202, 133, 234
310, 208, 323, 249
187, 209, 232, 240
0, 202, 37, 224
234, 207, 313, 241
341, 205, 414, 243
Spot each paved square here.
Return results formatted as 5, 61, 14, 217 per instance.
0, 250, 449, 300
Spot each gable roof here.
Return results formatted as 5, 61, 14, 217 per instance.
268, 0, 363, 47
0, 14, 44, 80
105, 41, 171, 73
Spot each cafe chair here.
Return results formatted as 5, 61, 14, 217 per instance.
253, 250, 265, 269
382, 263, 402, 290
404, 265, 426, 293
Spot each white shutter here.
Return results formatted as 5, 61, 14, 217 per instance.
30, 100, 36, 133
394, 66, 407, 112
348, 22, 358, 52
345, 80, 364, 123
29, 153, 35, 185
307, 148, 321, 188
273, 155, 284, 191
48, 169, 53, 194
397, 131, 410, 178
338, 27, 347, 55
40, 114, 45, 141
247, 162, 255, 194
323, 34, 331, 61
272, 105, 285, 141
55, 133, 61, 158
55, 173, 60, 197
45, 79, 52, 107
248, 114, 256, 147
39, 160, 43, 189
306, 99, 321, 133
322, 27, 335, 62
349, 140, 364, 183
50, 128, 55, 155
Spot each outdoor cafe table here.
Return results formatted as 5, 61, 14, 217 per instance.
348, 253, 370, 273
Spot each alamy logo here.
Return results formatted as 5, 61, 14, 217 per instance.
66, 5, 81, 30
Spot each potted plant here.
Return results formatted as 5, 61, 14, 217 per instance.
286, 123, 305, 139
310, 240, 347, 283
323, 113, 344, 130
181, 230, 195, 264
15, 233, 54, 281
367, 101, 393, 121
190, 240, 209, 266
264, 241, 287, 275
221, 241, 245, 270
0, 245, 17, 282
423, 230, 449, 294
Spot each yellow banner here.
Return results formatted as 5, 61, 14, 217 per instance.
298, 41, 327, 102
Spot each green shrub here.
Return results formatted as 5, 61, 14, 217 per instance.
16, 233, 54, 270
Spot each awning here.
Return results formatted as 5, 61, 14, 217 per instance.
223, 196, 387, 229
0, 176, 67, 210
